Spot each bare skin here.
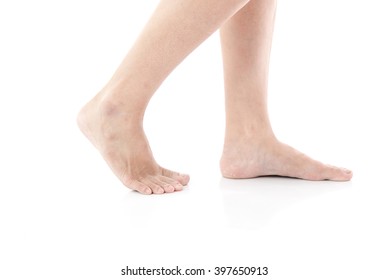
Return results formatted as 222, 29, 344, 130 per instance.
78, 0, 251, 194
219, 0, 352, 181
78, 0, 352, 195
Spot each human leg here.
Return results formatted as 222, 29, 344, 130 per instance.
219, 0, 352, 180
78, 0, 251, 194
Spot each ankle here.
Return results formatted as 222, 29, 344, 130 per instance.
97, 91, 145, 126
224, 125, 276, 146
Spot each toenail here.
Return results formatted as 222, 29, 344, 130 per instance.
144, 188, 152, 195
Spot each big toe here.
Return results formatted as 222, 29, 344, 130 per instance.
323, 165, 353, 181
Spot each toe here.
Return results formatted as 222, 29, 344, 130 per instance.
157, 175, 180, 193
126, 180, 152, 195
161, 182, 175, 193
337, 167, 353, 181
141, 178, 165, 194
161, 168, 190, 186
324, 165, 353, 181
172, 183, 184, 192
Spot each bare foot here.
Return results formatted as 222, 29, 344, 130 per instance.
220, 137, 353, 181
77, 94, 190, 194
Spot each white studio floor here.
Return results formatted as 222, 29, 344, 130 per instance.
1, 1, 389, 279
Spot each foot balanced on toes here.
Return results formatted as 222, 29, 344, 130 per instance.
77, 95, 190, 195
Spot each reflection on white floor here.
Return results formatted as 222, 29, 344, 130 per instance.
220, 177, 353, 230
119, 174, 351, 232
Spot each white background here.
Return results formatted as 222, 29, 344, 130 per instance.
1, 0, 388, 279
